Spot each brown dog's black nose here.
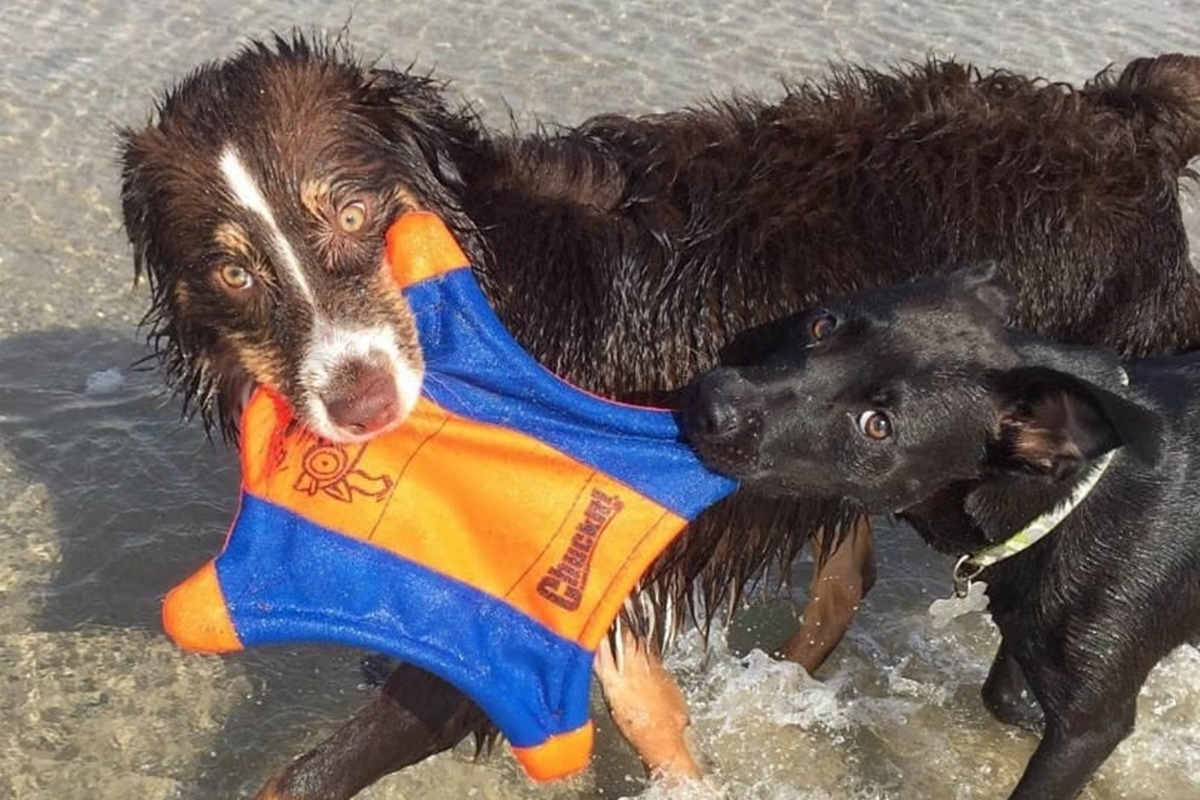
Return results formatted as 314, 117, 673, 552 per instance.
325, 363, 400, 436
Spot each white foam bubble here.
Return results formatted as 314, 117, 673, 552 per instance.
84, 367, 124, 395
697, 647, 851, 733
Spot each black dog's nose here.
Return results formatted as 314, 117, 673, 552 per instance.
681, 372, 749, 442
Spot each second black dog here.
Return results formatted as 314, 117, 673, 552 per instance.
682, 263, 1200, 800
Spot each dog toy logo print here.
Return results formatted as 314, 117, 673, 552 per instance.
536, 488, 626, 611
294, 441, 394, 502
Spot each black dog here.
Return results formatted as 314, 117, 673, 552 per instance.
120, 35, 1200, 798
683, 262, 1200, 800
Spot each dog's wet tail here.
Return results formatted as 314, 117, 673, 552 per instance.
1094, 54, 1200, 170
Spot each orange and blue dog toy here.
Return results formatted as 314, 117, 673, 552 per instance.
162, 212, 737, 781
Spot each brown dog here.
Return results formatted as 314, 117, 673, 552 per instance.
119, 36, 1200, 797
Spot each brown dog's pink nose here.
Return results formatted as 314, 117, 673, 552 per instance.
325, 364, 400, 436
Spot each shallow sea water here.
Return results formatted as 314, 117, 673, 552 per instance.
2, 1, 1200, 798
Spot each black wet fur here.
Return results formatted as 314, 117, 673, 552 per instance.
683, 263, 1200, 800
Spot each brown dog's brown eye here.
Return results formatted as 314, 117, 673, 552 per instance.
217, 264, 253, 291
810, 312, 837, 341
337, 201, 367, 234
857, 410, 892, 440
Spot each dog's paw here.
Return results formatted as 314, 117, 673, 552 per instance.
982, 681, 1044, 733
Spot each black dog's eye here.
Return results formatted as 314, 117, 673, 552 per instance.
809, 311, 837, 342
857, 410, 892, 440
337, 200, 368, 234
216, 264, 254, 291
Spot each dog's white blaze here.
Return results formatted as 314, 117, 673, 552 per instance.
218, 146, 317, 307
301, 321, 424, 442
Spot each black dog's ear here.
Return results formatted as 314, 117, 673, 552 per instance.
1005, 330, 1130, 393
950, 261, 1012, 321
988, 366, 1162, 479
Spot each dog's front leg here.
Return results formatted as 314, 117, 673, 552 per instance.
1001, 646, 1139, 800
594, 625, 704, 784
1005, 698, 1136, 800
255, 661, 492, 800
981, 638, 1044, 732
778, 514, 875, 673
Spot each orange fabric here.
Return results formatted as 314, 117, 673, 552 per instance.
386, 212, 465, 284
511, 725, 596, 781
235, 361, 687, 651
163, 561, 240, 652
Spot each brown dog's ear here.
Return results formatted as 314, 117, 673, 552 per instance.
118, 125, 166, 288
359, 66, 487, 262
988, 366, 1162, 480
362, 67, 474, 192
950, 261, 1012, 321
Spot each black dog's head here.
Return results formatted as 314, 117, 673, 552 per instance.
683, 262, 1161, 514
119, 34, 483, 441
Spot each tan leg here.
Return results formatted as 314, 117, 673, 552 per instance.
594, 626, 703, 784
778, 514, 875, 674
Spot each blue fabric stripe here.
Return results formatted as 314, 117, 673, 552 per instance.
405, 270, 737, 519
214, 494, 594, 748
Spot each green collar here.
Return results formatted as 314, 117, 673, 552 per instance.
952, 450, 1116, 598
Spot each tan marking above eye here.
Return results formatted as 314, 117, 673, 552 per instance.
217, 263, 254, 291
301, 179, 331, 218
337, 200, 368, 234
214, 221, 253, 256
393, 184, 424, 212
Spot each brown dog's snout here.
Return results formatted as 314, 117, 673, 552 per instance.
324, 361, 401, 436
